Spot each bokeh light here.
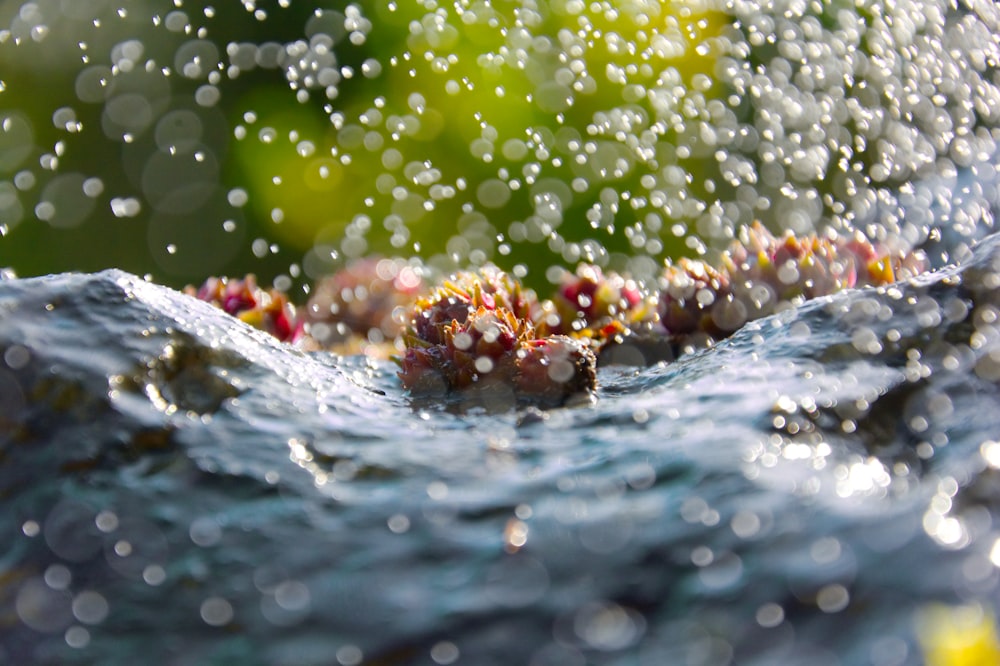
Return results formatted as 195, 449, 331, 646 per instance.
2, 0, 996, 292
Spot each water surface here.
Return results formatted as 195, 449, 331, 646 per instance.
4, 233, 1000, 664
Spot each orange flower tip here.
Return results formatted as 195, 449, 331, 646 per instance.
868, 258, 895, 284
238, 310, 264, 327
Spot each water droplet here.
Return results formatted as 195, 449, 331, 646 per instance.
200, 597, 234, 626
164, 10, 190, 33
227, 188, 248, 207
195, 85, 221, 107
37, 174, 96, 228
155, 110, 203, 154
82, 177, 104, 197
72, 591, 109, 625
65, 625, 90, 648
477, 179, 511, 209
430, 642, 460, 665
110, 197, 141, 217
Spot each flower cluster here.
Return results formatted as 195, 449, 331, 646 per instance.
303, 256, 423, 352
398, 267, 597, 407
406, 264, 539, 344
659, 223, 929, 344
186, 275, 301, 343
542, 263, 653, 344
186, 225, 929, 408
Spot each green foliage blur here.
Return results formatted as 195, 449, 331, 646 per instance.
0, 1, 334, 287
4, 0, 994, 293
0, 0, 730, 293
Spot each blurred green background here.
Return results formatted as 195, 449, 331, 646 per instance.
2, 0, 997, 294
0, 0, 733, 294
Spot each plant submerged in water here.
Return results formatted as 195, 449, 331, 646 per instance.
186, 225, 929, 408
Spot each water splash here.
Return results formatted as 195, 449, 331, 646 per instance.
0, 0, 997, 293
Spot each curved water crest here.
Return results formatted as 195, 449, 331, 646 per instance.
1, 233, 1000, 662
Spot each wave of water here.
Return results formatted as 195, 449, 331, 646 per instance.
3, 229, 1000, 664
